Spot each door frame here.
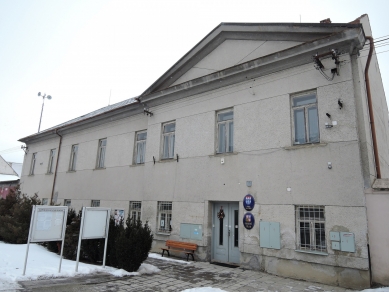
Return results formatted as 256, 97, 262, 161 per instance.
211, 201, 240, 264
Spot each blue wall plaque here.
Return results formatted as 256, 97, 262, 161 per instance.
243, 194, 255, 211
243, 212, 255, 230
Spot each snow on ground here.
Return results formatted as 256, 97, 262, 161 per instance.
0, 242, 160, 291
361, 289, 389, 292
148, 252, 192, 264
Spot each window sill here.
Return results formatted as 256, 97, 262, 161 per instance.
45, 173, 53, 175
284, 143, 327, 150
28, 174, 34, 176
156, 232, 171, 236
130, 163, 145, 167
93, 167, 106, 171
159, 158, 176, 163
295, 249, 328, 256
210, 152, 238, 157
67, 170, 76, 173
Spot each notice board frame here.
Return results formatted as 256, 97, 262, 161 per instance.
23, 205, 68, 275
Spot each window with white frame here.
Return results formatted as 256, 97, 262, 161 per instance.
69, 144, 78, 171
296, 205, 326, 253
129, 201, 142, 221
162, 122, 175, 159
47, 149, 56, 174
96, 138, 107, 168
41, 198, 48, 205
217, 109, 234, 153
64, 199, 71, 207
157, 201, 172, 233
291, 91, 319, 145
135, 131, 147, 164
29, 153, 37, 175
91, 200, 100, 207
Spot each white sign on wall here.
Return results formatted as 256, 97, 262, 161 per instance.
24, 206, 68, 275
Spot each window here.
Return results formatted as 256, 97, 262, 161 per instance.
217, 110, 233, 153
41, 198, 48, 205
162, 122, 175, 159
96, 139, 107, 168
291, 91, 319, 144
91, 200, 100, 207
64, 199, 71, 207
129, 201, 142, 221
69, 144, 78, 171
157, 201, 172, 233
296, 206, 326, 253
29, 153, 37, 175
47, 149, 56, 174
135, 131, 147, 164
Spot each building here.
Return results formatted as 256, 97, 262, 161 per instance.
18, 15, 389, 288
0, 155, 20, 199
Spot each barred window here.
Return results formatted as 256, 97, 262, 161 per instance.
41, 198, 48, 205
296, 206, 326, 253
64, 199, 71, 207
157, 201, 172, 233
129, 201, 142, 221
91, 200, 100, 207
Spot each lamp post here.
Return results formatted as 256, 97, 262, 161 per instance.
37, 92, 52, 133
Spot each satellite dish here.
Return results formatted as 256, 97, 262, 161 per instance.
46, 95, 52, 100
38, 92, 41, 96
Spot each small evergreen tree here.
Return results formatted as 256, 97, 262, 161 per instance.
115, 215, 153, 272
0, 185, 40, 244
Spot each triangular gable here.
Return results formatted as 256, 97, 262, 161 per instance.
140, 22, 362, 97
171, 39, 303, 86
0, 155, 18, 176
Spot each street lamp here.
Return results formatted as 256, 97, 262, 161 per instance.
37, 92, 52, 133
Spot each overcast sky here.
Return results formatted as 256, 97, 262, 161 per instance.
1, 0, 389, 163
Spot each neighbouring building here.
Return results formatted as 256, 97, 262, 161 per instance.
0, 155, 20, 199
18, 15, 389, 288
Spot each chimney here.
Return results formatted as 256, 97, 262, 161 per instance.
320, 18, 332, 24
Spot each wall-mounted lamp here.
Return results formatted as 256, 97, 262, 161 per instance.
37, 92, 52, 132
21, 145, 28, 154
328, 162, 332, 169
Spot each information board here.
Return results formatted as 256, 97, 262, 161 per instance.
31, 207, 67, 242
24, 205, 68, 275
82, 208, 110, 239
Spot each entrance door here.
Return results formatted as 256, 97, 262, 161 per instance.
212, 202, 240, 264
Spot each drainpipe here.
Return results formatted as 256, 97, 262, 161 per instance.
50, 129, 62, 205
364, 36, 381, 179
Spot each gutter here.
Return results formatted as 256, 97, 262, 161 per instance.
365, 36, 381, 179
50, 129, 62, 205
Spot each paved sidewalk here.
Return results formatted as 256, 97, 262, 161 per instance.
19, 257, 356, 292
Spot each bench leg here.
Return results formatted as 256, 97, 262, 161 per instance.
162, 249, 170, 257
186, 253, 195, 261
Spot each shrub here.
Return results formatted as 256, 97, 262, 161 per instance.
115, 216, 153, 272
0, 185, 40, 244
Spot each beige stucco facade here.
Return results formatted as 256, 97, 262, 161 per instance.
18, 15, 389, 288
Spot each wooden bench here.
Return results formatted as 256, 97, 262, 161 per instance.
161, 240, 198, 261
